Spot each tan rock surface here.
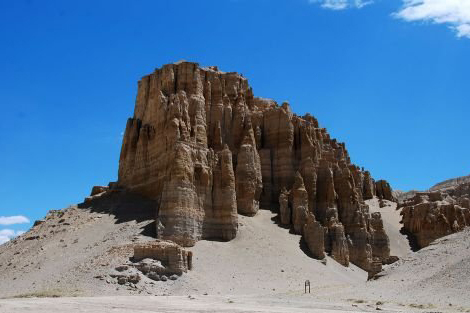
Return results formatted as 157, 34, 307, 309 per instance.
400, 184, 470, 249
375, 180, 396, 202
278, 187, 291, 225
292, 172, 309, 235
303, 213, 325, 260
133, 240, 192, 275
117, 62, 394, 273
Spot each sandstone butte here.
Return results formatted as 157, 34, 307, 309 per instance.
117, 61, 397, 277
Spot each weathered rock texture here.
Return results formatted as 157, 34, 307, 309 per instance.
90, 186, 109, 196
400, 183, 470, 249
133, 241, 192, 275
118, 62, 394, 274
375, 180, 396, 202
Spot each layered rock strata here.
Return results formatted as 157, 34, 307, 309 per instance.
111, 241, 192, 284
133, 241, 192, 275
118, 62, 393, 274
400, 183, 470, 249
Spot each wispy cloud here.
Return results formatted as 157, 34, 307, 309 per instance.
0, 215, 30, 225
394, 0, 470, 38
309, 0, 374, 10
0, 229, 26, 244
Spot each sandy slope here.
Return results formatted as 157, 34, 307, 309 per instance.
1, 193, 470, 312
350, 228, 470, 310
366, 198, 411, 258
0, 192, 159, 298
170, 210, 367, 296
0, 192, 366, 299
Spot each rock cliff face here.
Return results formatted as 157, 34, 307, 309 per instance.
400, 183, 470, 249
375, 180, 396, 202
118, 62, 394, 274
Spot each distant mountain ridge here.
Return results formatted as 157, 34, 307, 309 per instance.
429, 174, 470, 191
393, 174, 470, 202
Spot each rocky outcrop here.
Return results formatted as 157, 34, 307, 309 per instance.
278, 188, 291, 225
370, 212, 390, 261
90, 186, 109, 196
110, 241, 192, 285
328, 223, 349, 266
400, 184, 470, 249
292, 172, 309, 235
375, 180, 396, 202
133, 241, 192, 275
363, 171, 375, 200
303, 214, 325, 260
118, 62, 393, 274
207, 145, 238, 240
236, 131, 262, 216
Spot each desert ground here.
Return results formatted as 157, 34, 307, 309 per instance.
1, 193, 469, 312
0, 294, 439, 313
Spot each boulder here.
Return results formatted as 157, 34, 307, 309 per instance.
133, 240, 192, 275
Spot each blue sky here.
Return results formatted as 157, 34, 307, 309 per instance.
1, 0, 469, 241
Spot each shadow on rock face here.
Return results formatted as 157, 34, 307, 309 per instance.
269, 211, 291, 230
78, 191, 158, 237
399, 226, 420, 252
299, 236, 317, 260
140, 220, 157, 238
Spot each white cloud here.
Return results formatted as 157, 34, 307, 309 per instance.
354, 0, 374, 8
0, 215, 30, 225
0, 229, 16, 237
309, 0, 374, 10
395, 0, 470, 38
0, 229, 25, 244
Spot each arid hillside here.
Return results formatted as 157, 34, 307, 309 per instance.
1, 194, 469, 312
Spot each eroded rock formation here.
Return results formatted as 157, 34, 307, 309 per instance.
118, 62, 394, 274
400, 183, 470, 249
279, 188, 291, 225
133, 241, 192, 275
111, 241, 192, 284
375, 180, 396, 202
303, 213, 325, 260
